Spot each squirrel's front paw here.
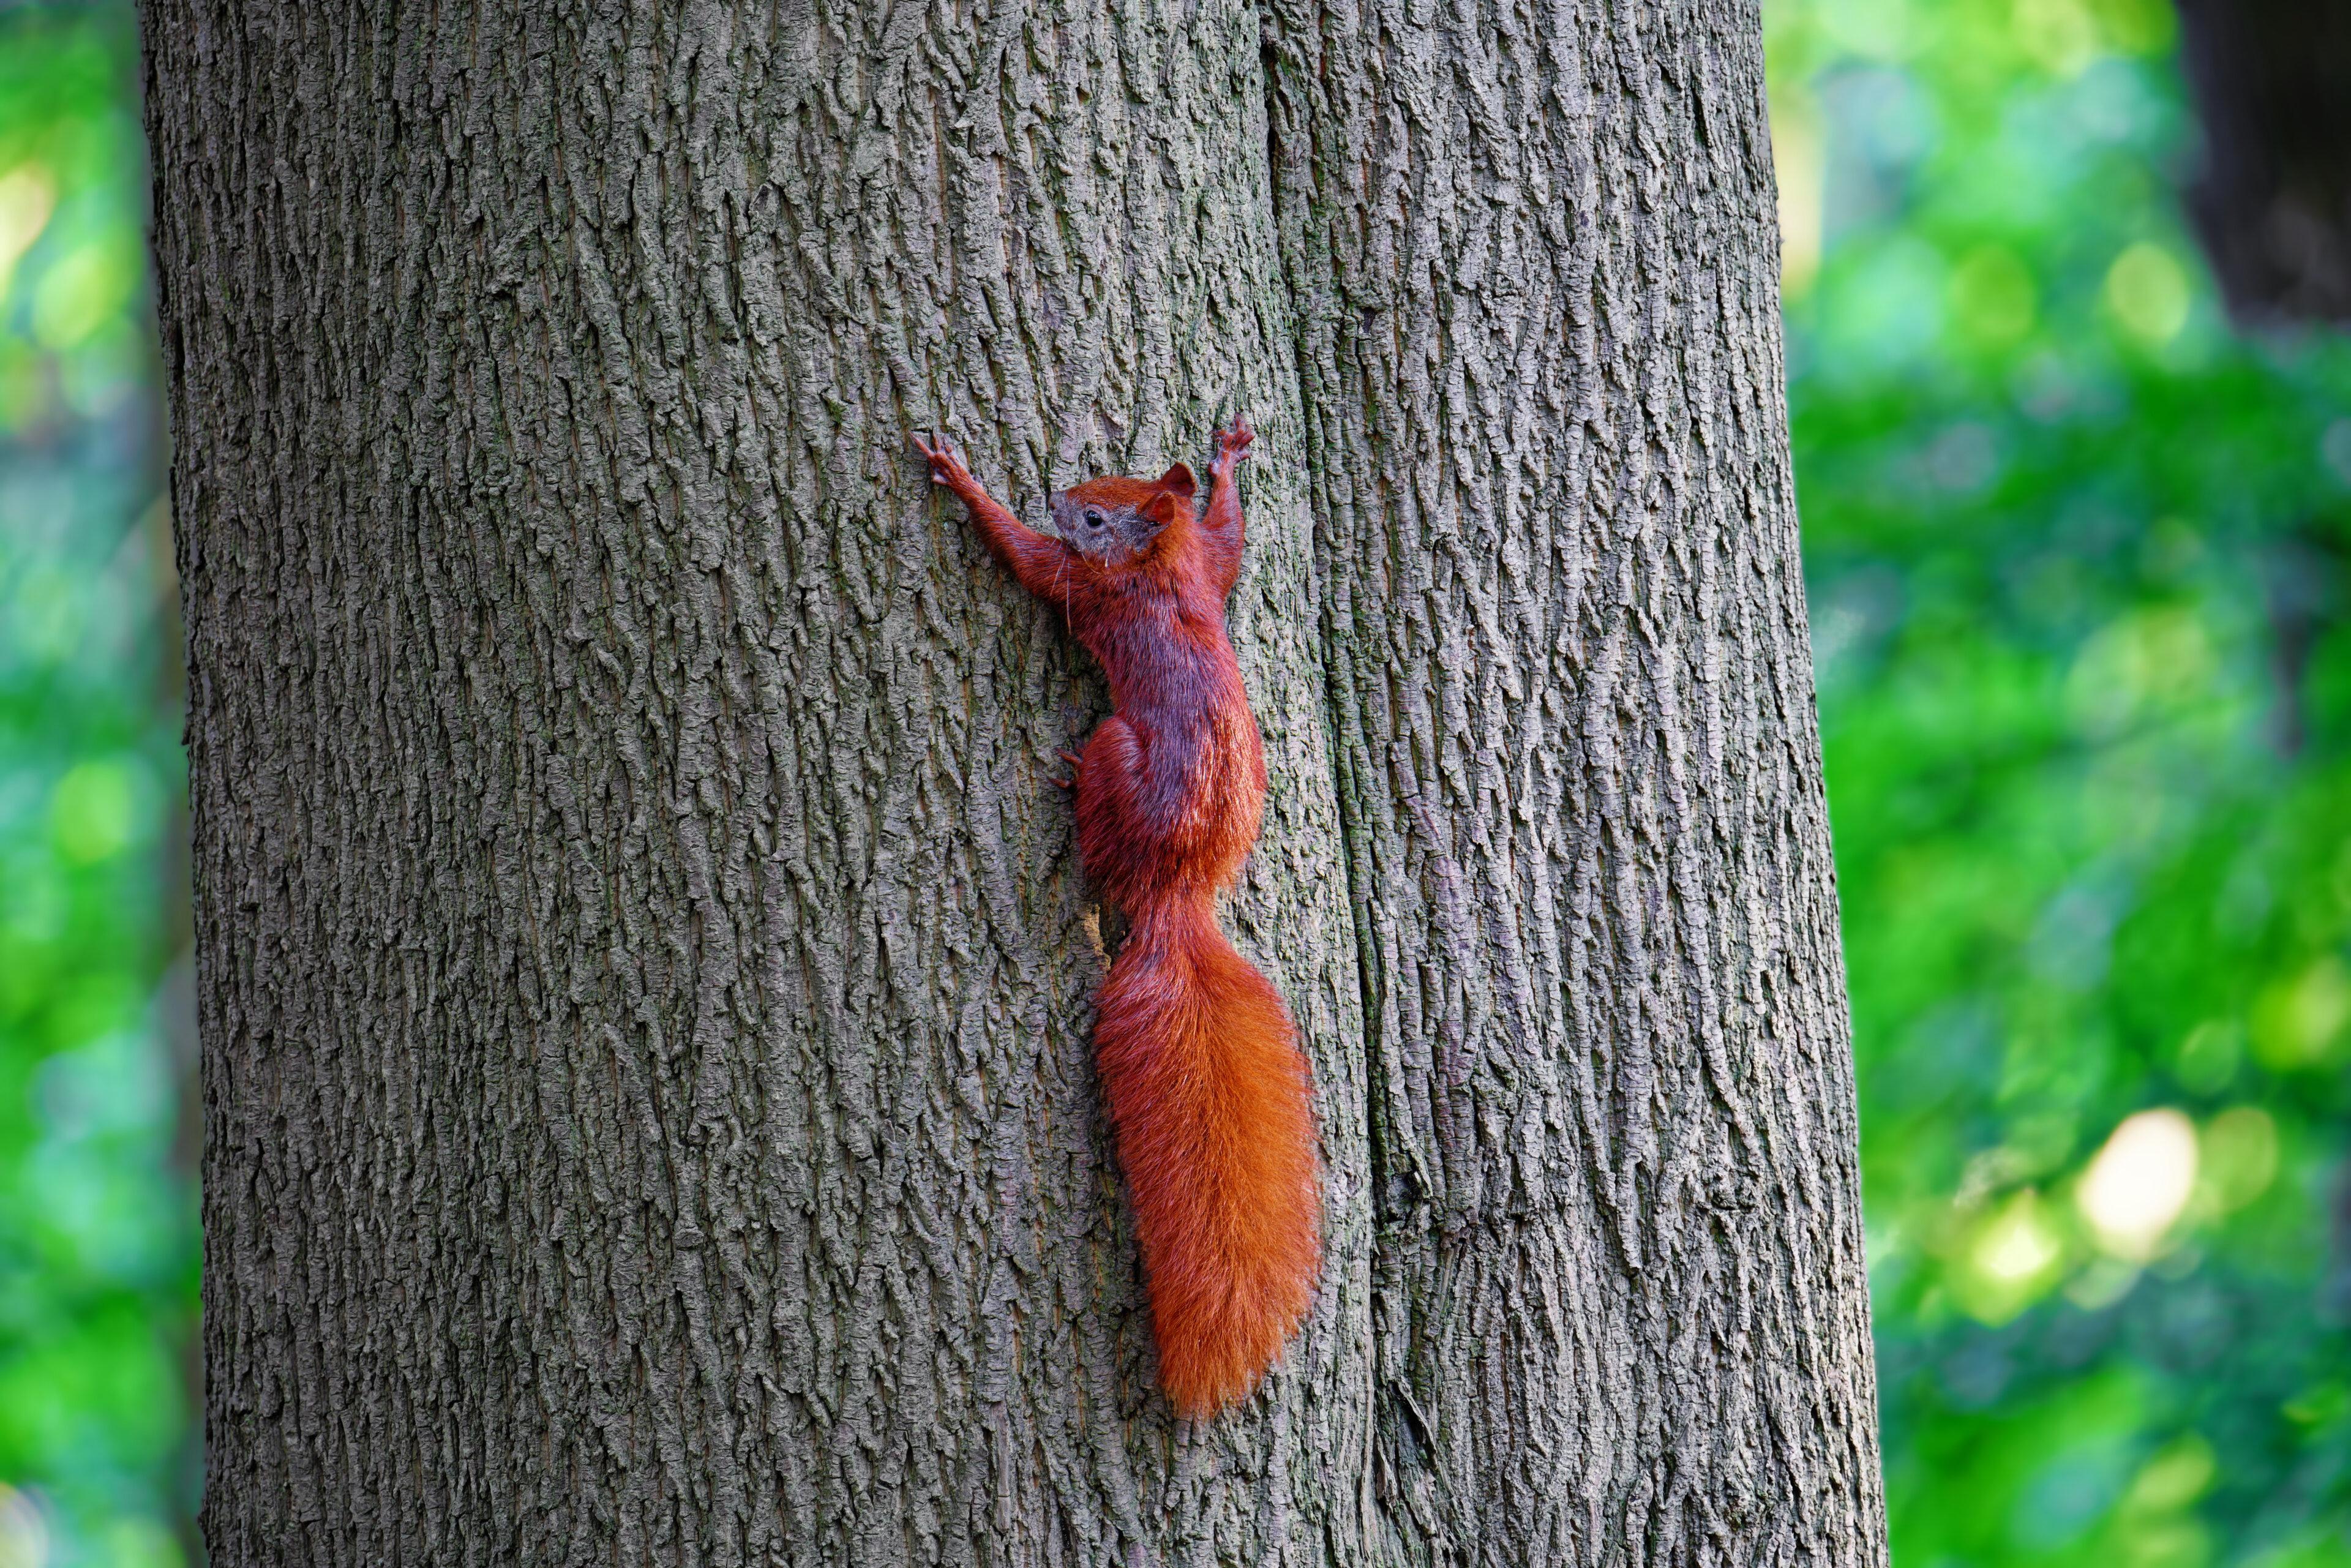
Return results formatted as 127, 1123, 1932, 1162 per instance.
907, 430, 974, 490
1213, 415, 1255, 471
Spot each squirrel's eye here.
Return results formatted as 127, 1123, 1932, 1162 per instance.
1084, 510, 1106, 529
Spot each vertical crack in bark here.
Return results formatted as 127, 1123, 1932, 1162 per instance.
1259, 0, 1398, 1223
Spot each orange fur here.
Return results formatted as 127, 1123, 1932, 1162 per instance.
1095, 898, 1318, 1413
911, 418, 1320, 1416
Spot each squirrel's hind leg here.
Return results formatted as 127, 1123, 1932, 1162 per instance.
1071, 717, 1155, 901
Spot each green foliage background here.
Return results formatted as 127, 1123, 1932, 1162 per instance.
0, 0, 2346, 1563
0, 6, 192, 1567
1770, 0, 2351, 1561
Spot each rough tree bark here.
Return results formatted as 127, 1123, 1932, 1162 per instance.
141, 0, 1884, 1562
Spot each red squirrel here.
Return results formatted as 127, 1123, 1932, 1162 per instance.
909, 418, 1320, 1416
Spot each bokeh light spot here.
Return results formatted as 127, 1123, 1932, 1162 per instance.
2104, 242, 2190, 343
0, 1485, 51, 1568
48, 759, 140, 865
2014, 0, 2099, 77
1958, 1191, 2068, 1322
2199, 1107, 2278, 1213
1981, 1200, 2063, 1279
2126, 1435, 2216, 1512
2251, 958, 2351, 1070
0, 163, 55, 302
1818, 0, 1926, 60
31, 242, 138, 351
2077, 1109, 2197, 1258
1949, 246, 2037, 345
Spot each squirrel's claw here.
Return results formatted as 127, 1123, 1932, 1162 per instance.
908, 430, 964, 486
1048, 749, 1084, 790
1213, 415, 1255, 470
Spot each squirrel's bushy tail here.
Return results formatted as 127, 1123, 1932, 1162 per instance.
1095, 894, 1320, 1417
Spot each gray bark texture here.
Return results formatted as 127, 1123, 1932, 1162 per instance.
140, 0, 1886, 1562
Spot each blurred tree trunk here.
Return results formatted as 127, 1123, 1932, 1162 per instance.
2174, 0, 2351, 324
140, 0, 1884, 1562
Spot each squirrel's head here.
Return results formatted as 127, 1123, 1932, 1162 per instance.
1048, 464, 1195, 566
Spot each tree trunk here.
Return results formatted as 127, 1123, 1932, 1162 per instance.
141, 0, 1884, 1562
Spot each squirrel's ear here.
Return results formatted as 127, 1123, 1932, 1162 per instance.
1157, 462, 1197, 500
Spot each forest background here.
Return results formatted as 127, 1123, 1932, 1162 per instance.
2, 0, 2347, 1563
